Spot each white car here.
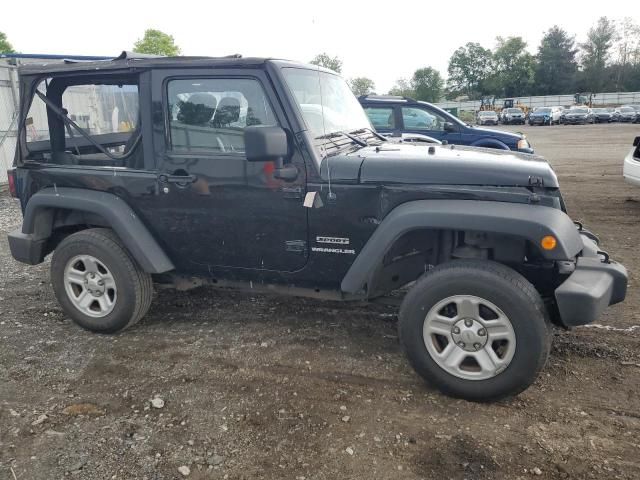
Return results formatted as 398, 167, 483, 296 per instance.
549, 106, 563, 124
623, 137, 640, 186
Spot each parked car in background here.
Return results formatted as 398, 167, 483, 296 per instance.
623, 136, 640, 186
592, 107, 613, 123
622, 105, 640, 123
476, 110, 499, 125
561, 107, 594, 125
615, 106, 638, 123
501, 107, 525, 125
528, 107, 560, 126
359, 95, 533, 153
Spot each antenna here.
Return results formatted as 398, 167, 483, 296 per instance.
316, 61, 335, 200
312, 15, 335, 201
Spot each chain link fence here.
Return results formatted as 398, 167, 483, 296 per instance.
435, 91, 640, 114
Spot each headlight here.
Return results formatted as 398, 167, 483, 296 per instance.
517, 138, 529, 149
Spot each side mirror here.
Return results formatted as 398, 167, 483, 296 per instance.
244, 125, 298, 182
244, 126, 289, 162
443, 121, 457, 133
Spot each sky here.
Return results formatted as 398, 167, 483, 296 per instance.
3, 0, 640, 93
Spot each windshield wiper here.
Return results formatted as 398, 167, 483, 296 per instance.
349, 127, 387, 142
317, 130, 367, 147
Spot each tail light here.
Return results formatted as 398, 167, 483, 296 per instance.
7, 168, 17, 198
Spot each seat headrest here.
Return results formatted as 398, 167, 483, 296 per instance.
177, 93, 217, 125
213, 97, 241, 127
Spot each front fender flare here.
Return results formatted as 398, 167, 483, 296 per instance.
19, 187, 174, 274
341, 200, 583, 294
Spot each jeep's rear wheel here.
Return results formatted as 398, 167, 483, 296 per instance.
51, 228, 153, 333
398, 260, 551, 401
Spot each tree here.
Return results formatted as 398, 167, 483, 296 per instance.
492, 37, 535, 97
411, 67, 444, 102
133, 29, 181, 56
534, 26, 578, 95
447, 43, 493, 99
580, 17, 616, 91
389, 78, 414, 97
348, 77, 375, 96
309, 53, 342, 73
0, 31, 15, 53
612, 17, 640, 90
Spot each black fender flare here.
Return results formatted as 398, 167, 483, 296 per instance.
340, 200, 583, 294
20, 187, 174, 274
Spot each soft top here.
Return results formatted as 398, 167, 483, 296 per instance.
17, 51, 304, 75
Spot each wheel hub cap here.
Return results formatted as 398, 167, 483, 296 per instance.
451, 318, 487, 352
85, 273, 105, 296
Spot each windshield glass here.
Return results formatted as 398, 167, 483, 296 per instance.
479, 111, 495, 116
621, 107, 634, 112
282, 68, 371, 138
506, 108, 521, 113
570, 108, 588, 113
537, 108, 552, 114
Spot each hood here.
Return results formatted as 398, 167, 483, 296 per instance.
320, 144, 558, 188
566, 111, 587, 116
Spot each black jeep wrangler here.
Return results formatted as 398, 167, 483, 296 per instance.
7, 53, 627, 401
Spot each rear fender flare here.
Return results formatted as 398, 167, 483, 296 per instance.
21, 187, 174, 273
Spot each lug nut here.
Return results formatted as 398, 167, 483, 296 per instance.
464, 319, 473, 327
478, 328, 486, 336
453, 326, 460, 334
98, 280, 104, 286
473, 343, 481, 350
457, 342, 465, 348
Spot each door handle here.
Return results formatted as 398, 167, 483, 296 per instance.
158, 174, 197, 184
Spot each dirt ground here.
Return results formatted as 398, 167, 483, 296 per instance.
1, 123, 639, 480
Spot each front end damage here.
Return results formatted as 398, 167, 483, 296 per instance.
554, 229, 627, 327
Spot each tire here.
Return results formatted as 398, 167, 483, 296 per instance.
51, 228, 153, 333
398, 259, 551, 402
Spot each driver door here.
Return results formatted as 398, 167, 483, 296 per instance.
142, 69, 309, 275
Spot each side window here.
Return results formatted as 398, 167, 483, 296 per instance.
62, 84, 138, 136
364, 107, 395, 129
24, 78, 140, 165
25, 80, 51, 144
167, 78, 278, 153
26, 81, 138, 144
402, 107, 446, 131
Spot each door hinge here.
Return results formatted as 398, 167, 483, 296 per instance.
281, 186, 304, 199
285, 239, 307, 254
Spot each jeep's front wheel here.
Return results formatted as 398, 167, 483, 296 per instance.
51, 228, 153, 333
398, 260, 550, 401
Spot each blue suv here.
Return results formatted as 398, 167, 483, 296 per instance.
359, 95, 534, 154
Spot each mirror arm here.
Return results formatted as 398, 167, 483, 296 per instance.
273, 157, 298, 182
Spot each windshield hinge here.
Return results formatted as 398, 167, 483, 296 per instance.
528, 175, 544, 187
